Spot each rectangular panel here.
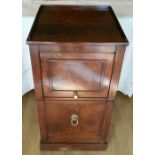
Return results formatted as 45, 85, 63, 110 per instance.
45, 100, 106, 143
49, 60, 104, 91
39, 44, 116, 53
40, 52, 114, 98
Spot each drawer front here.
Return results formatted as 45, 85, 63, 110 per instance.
39, 44, 116, 53
45, 100, 106, 143
40, 51, 114, 98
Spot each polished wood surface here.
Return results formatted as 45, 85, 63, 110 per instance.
27, 5, 128, 44
27, 5, 128, 150
48, 60, 104, 91
108, 46, 126, 100
29, 45, 43, 100
45, 100, 106, 143
39, 44, 116, 53
40, 143, 107, 151
23, 91, 132, 154
40, 50, 114, 98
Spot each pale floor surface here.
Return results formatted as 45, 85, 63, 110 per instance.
22, 91, 132, 155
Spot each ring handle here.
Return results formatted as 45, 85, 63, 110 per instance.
71, 114, 79, 126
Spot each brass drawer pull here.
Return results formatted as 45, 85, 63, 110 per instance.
71, 114, 79, 126
73, 91, 78, 99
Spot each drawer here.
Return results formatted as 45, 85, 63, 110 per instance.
45, 100, 106, 143
39, 44, 116, 53
40, 51, 114, 98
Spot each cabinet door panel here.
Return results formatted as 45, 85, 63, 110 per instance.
40, 52, 114, 98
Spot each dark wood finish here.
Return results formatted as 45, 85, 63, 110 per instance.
108, 46, 126, 100
40, 51, 114, 98
27, 5, 128, 151
29, 45, 47, 143
40, 143, 107, 151
36, 100, 47, 143
39, 44, 116, 53
101, 102, 113, 143
45, 100, 106, 143
44, 97, 107, 101
27, 5, 128, 44
29, 45, 43, 100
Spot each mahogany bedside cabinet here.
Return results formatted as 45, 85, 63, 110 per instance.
27, 5, 128, 150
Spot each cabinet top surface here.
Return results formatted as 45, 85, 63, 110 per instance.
27, 5, 128, 44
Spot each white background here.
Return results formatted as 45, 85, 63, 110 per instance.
0, 0, 155, 155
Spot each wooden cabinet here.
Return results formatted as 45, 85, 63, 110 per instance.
27, 5, 128, 151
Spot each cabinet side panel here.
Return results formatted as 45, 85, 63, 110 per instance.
101, 101, 113, 143
36, 100, 47, 142
29, 45, 47, 142
108, 46, 126, 100
29, 45, 43, 99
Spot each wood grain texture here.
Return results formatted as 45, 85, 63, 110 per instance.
27, 5, 128, 44
22, 91, 132, 154
40, 143, 107, 151
39, 44, 116, 53
108, 46, 126, 100
101, 102, 113, 143
36, 100, 47, 143
29, 45, 43, 100
40, 51, 114, 98
27, 5, 128, 151
44, 100, 106, 143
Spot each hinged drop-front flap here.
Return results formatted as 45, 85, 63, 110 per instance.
40, 51, 114, 98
